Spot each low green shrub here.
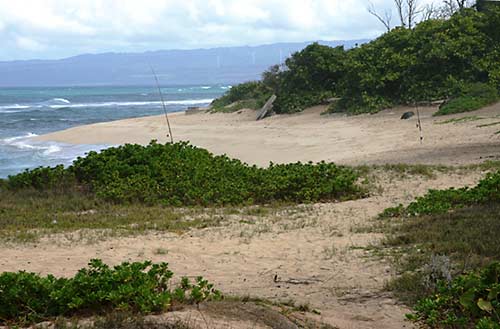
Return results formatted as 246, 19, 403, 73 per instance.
408, 262, 500, 328
328, 93, 393, 115
380, 171, 500, 217
381, 171, 500, 326
273, 90, 335, 114
210, 81, 270, 112
6, 165, 76, 191
0, 259, 221, 325
434, 83, 499, 116
6, 142, 363, 206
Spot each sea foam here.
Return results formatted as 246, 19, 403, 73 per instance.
0, 98, 214, 111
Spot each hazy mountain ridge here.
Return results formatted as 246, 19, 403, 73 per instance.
0, 40, 368, 87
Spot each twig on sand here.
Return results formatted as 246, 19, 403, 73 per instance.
274, 275, 323, 285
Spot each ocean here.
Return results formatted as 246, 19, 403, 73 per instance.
0, 85, 227, 178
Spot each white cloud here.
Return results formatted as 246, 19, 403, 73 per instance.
0, 0, 441, 60
15, 35, 46, 51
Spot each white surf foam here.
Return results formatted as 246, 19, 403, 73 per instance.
0, 133, 64, 156
48, 99, 214, 109
0, 98, 214, 112
0, 104, 31, 113
1, 133, 39, 144
51, 98, 71, 104
42, 145, 62, 155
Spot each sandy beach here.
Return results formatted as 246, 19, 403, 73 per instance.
8, 103, 496, 328
37, 104, 500, 167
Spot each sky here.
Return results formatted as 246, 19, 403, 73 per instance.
0, 0, 437, 61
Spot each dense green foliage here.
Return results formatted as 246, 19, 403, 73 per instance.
210, 81, 271, 111
0, 259, 221, 325
408, 262, 500, 328
380, 171, 500, 217
4, 141, 363, 206
435, 83, 499, 116
212, 8, 500, 114
272, 45, 345, 113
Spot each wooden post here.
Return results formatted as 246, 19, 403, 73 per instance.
256, 95, 277, 121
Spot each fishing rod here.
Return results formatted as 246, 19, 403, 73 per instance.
150, 65, 174, 143
416, 102, 423, 144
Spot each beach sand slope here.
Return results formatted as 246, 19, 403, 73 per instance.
37, 103, 500, 166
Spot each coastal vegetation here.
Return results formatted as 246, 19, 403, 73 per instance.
2, 154, 499, 327
379, 171, 500, 327
434, 82, 499, 116
2, 141, 363, 206
211, 6, 500, 115
380, 170, 500, 217
0, 259, 221, 326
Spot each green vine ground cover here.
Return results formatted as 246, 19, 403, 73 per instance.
379, 171, 500, 328
0, 259, 221, 326
2, 141, 364, 206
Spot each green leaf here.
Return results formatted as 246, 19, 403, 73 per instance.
487, 287, 500, 301
460, 289, 476, 309
477, 298, 493, 313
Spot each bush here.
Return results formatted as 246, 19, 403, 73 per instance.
211, 8, 500, 115
272, 44, 346, 114
434, 83, 499, 116
382, 171, 500, 326
6, 142, 363, 206
380, 171, 500, 217
0, 259, 221, 325
210, 81, 270, 111
7, 165, 76, 191
408, 262, 500, 328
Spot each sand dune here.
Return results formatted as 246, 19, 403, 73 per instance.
37, 103, 500, 166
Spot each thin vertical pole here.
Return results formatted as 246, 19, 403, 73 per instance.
150, 65, 174, 143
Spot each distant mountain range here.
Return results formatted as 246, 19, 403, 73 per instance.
0, 40, 369, 87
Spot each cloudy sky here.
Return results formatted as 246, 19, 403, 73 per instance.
0, 0, 436, 61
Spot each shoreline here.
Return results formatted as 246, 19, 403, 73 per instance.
36, 104, 500, 167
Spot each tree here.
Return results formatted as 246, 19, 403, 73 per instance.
436, 0, 473, 17
368, 0, 422, 30
368, 2, 393, 31
477, 0, 500, 12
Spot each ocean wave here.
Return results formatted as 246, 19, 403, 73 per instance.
1, 133, 39, 144
0, 98, 71, 112
0, 99, 214, 111
42, 145, 62, 155
165, 98, 214, 105
1, 133, 65, 157
48, 99, 214, 108
0, 104, 31, 113
51, 98, 71, 104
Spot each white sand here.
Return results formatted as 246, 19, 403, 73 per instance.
37, 104, 500, 166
